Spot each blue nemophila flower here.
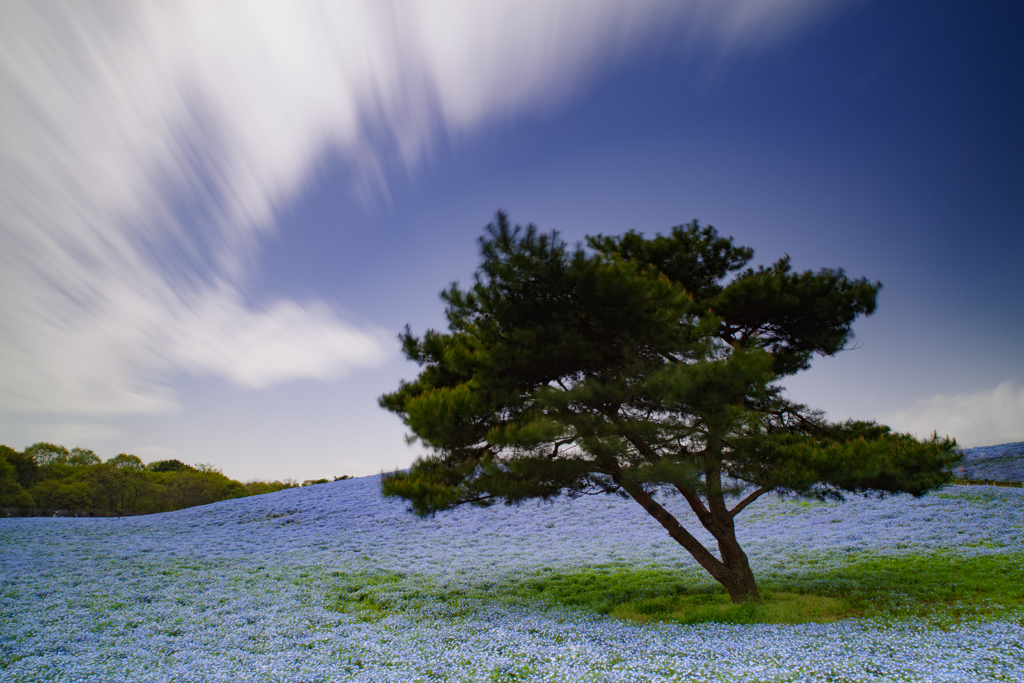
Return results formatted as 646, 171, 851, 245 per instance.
2, 452, 1023, 682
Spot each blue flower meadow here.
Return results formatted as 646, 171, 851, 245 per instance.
2, 445, 1023, 682
957, 441, 1024, 481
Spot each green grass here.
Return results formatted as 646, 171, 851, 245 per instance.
612, 590, 846, 625
492, 565, 848, 625
766, 551, 1024, 624
511, 552, 1024, 626
329, 552, 1024, 627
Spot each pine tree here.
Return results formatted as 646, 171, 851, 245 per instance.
379, 212, 960, 604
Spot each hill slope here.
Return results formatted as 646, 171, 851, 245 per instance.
2, 443, 1023, 682
958, 441, 1024, 481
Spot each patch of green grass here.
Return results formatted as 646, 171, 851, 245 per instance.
329, 570, 480, 623
767, 551, 1024, 624
492, 552, 1024, 625
498, 565, 705, 613
489, 565, 848, 625
0, 654, 28, 670
503, 552, 1024, 626
330, 570, 408, 622
325, 552, 1024, 627
612, 591, 845, 625
487, 662, 539, 682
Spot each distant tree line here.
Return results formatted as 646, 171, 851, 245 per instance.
0, 442, 350, 516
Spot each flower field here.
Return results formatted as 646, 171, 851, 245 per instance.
2, 445, 1023, 682
957, 442, 1024, 482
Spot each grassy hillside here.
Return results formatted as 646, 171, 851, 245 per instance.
2, 444, 1022, 682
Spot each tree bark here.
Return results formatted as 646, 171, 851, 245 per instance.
619, 431, 762, 602
705, 444, 762, 604
614, 473, 761, 604
714, 533, 761, 604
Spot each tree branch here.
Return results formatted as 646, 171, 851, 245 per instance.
445, 493, 500, 508
623, 431, 715, 523
729, 486, 771, 518
613, 473, 727, 582
549, 437, 576, 458
674, 483, 712, 523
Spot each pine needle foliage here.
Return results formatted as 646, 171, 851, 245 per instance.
379, 212, 960, 603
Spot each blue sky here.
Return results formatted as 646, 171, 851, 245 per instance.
1, 0, 1021, 481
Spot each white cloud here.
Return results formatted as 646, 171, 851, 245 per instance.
169, 286, 390, 389
0, 0, 842, 417
0, 419, 123, 451
882, 382, 1024, 447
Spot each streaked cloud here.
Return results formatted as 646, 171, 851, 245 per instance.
0, 0, 843, 416
0, 416, 123, 452
882, 382, 1024, 447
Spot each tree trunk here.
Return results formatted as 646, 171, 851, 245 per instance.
721, 568, 760, 603
614, 473, 762, 604
705, 459, 761, 604
715, 534, 761, 604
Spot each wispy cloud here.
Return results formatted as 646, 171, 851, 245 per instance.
0, 0, 842, 416
882, 382, 1024, 447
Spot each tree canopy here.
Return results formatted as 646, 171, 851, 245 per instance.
380, 212, 960, 603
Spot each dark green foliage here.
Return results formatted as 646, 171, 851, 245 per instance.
588, 225, 880, 377
0, 444, 337, 515
149, 465, 249, 510
0, 446, 34, 508
23, 442, 70, 466
298, 476, 352, 486
29, 477, 94, 510
148, 459, 195, 473
728, 419, 961, 499
380, 212, 960, 604
89, 454, 148, 512
245, 480, 299, 495
2, 444, 40, 489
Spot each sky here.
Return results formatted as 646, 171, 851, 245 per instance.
1, 0, 1021, 481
